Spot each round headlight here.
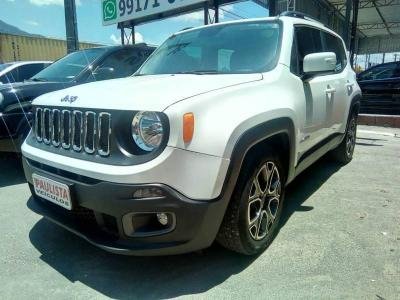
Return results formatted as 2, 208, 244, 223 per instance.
132, 111, 164, 151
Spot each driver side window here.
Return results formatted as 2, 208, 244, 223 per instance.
358, 63, 399, 81
291, 26, 323, 76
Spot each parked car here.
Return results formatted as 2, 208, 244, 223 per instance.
357, 61, 400, 115
0, 61, 52, 84
0, 44, 155, 152
22, 13, 361, 256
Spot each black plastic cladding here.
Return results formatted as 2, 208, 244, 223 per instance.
28, 106, 170, 166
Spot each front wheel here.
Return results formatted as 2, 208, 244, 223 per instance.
331, 113, 357, 164
217, 150, 285, 255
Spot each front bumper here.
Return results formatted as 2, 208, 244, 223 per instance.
23, 157, 228, 256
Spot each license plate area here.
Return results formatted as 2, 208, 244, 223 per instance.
32, 174, 72, 210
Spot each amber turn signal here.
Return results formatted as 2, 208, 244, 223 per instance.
183, 113, 194, 143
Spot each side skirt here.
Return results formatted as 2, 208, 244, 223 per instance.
293, 133, 344, 178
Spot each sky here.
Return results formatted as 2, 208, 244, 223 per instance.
0, 0, 269, 46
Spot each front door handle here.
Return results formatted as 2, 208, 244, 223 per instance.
325, 87, 336, 94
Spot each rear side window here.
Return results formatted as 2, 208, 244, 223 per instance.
17, 64, 48, 81
291, 26, 323, 75
6, 64, 44, 83
7, 67, 19, 83
322, 32, 347, 72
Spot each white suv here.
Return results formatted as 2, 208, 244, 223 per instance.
22, 13, 361, 256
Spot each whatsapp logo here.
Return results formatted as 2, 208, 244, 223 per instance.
103, 0, 117, 22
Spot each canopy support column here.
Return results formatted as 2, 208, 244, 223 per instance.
344, 0, 352, 48
349, 0, 360, 67
204, 1, 209, 25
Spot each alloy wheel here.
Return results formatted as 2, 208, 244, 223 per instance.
346, 117, 356, 157
247, 161, 281, 241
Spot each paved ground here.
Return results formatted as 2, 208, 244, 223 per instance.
1, 125, 399, 299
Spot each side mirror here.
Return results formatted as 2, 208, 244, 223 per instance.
303, 52, 337, 79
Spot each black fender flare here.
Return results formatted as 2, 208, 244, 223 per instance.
218, 117, 296, 205
350, 94, 361, 116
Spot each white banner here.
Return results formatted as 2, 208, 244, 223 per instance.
102, 0, 207, 25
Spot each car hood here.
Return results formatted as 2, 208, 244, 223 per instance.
32, 74, 263, 111
0, 81, 74, 113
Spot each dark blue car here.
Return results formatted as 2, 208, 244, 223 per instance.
0, 44, 155, 152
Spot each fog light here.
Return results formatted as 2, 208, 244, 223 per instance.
122, 212, 176, 237
157, 213, 169, 226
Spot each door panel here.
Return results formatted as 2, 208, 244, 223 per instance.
293, 26, 331, 156
302, 76, 330, 147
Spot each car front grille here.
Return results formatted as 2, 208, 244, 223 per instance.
34, 108, 111, 156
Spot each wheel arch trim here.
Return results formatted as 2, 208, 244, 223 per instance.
219, 117, 296, 203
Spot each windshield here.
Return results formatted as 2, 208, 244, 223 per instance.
138, 21, 281, 75
0, 63, 13, 72
31, 48, 108, 82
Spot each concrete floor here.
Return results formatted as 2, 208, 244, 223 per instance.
0, 125, 399, 299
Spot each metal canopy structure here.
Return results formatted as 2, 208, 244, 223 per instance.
327, 0, 400, 54
269, 0, 400, 56
330, 0, 400, 36
115, 0, 400, 55
117, 0, 268, 44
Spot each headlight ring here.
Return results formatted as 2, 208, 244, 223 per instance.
131, 111, 164, 152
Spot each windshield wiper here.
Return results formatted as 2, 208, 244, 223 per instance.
175, 70, 219, 75
30, 77, 48, 82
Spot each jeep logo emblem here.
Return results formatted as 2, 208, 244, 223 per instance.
61, 95, 78, 104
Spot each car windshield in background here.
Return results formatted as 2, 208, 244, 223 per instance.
138, 21, 281, 75
31, 48, 108, 82
0, 63, 13, 72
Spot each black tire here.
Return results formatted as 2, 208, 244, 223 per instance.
217, 148, 285, 255
331, 112, 357, 164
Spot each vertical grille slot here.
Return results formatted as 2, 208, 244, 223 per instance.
34, 107, 112, 157
43, 108, 51, 144
84, 111, 96, 154
98, 112, 111, 156
52, 109, 61, 147
61, 110, 71, 149
72, 110, 83, 152
35, 108, 43, 142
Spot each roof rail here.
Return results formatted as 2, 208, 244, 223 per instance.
279, 11, 325, 25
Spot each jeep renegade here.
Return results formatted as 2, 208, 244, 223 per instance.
22, 13, 361, 255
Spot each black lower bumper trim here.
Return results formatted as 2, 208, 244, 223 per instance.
23, 157, 228, 256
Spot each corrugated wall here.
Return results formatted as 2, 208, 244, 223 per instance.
0, 33, 103, 63
358, 35, 400, 54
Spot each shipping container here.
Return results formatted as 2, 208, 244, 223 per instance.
0, 33, 104, 63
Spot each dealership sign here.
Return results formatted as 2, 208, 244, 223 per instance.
102, 0, 207, 25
